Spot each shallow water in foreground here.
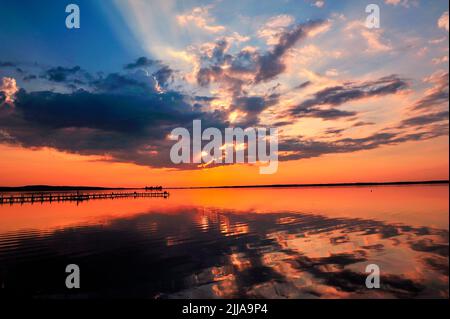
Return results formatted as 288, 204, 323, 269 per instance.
0, 185, 448, 298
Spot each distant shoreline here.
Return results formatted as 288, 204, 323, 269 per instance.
0, 185, 130, 192
168, 180, 450, 189
1, 180, 448, 192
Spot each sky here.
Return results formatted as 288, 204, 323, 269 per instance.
0, 0, 448, 187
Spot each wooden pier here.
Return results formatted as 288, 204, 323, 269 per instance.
0, 191, 169, 205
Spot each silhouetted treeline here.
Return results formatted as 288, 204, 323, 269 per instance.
0, 185, 126, 192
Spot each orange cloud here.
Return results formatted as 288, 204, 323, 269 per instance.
0, 77, 18, 104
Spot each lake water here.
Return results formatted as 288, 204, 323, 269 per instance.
0, 185, 448, 299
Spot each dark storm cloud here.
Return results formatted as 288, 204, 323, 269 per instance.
0, 87, 229, 168
91, 73, 152, 94
124, 57, 158, 69
13, 89, 186, 133
23, 74, 37, 81
43, 66, 83, 82
124, 57, 174, 88
1, 62, 187, 167
290, 75, 408, 116
0, 57, 234, 169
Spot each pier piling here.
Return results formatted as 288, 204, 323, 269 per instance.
0, 191, 169, 206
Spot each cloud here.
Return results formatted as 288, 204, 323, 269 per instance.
313, 1, 325, 8
196, 38, 251, 90
384, 0, 416, 8
43, 66, 83, 82
345, 21, 391, 53
432, 55, 449, 65
278, 129, 445, 162
23, 74, 37, 81
232, 95, 279, 125
193, 20, 329, 124
0, 77, 19, 104
0, 57, 237, 169
325, 68, 339, 77
398, 71, 449, 130
438, 11, 449, 32
393, 70, 449, 132
400, 111, 449, 127
176, 6, 225, 33
0, 45, 446, 171
124, 57, 158, 69
385, 0, 401, 5
360, 29, 392, 53
196, 20, 328, 94
295, 81, 312, 90
324, 128, 345, 136
0, 87, 228, 169
412, 71, 448, 111
34, 65, 95, 91
257, 15, 295, 45
91, 73, 155, 95
429, 37, 447, 45
352, 121, 375, 127
123, 57, 174, 89
289, 74, 408, 116
153, 66, 173, 88
24, 58, 175, 95
291, 107, 357, 120
255, 20, 326, 83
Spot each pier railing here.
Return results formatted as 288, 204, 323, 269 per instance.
0, 191, 169, 205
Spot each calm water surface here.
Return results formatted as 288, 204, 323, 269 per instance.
0, 185, 448, 298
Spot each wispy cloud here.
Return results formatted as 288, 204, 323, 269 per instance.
438, 11, 449, 32
176, 6, 225, 33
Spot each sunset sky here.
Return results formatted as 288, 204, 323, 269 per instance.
0, 0, 448, 187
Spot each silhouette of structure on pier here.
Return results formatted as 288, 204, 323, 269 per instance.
145, 186, 163, 191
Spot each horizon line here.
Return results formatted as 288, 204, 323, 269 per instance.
167, 180, 450, 189
0, 180, 449, 192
